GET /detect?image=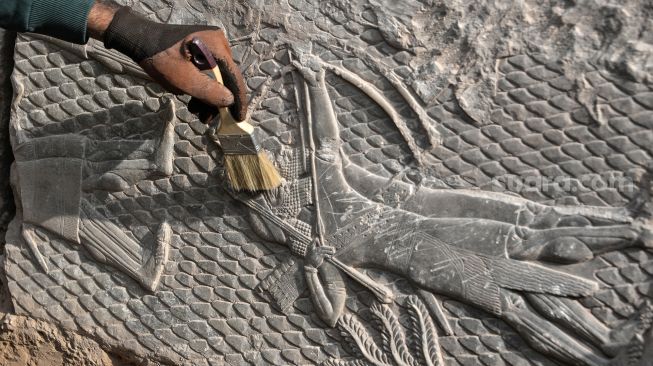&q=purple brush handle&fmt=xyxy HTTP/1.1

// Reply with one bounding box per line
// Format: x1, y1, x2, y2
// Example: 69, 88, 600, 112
188, 37, 223, 128
189, 38, 217, 71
